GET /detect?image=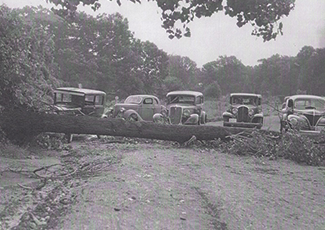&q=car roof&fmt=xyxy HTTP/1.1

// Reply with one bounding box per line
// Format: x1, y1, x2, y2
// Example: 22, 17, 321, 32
230, 93, 262, 98
288, 94, 325, 101
126, 95, 159, 99
54, 87, 106, 95
166, 91, 203, 97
